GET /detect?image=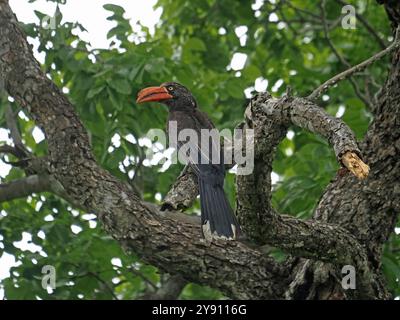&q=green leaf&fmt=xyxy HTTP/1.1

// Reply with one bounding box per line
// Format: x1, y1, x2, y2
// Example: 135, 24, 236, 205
103, 4, 125, 16
226, 79, 244, 99
107, 78, 131, 95
185, 38, 206, 51
87, 86, 105, 99
242, 65, 261, 81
